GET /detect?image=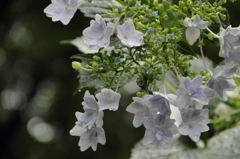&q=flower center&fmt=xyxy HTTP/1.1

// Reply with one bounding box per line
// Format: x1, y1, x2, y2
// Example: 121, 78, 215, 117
108, 97, 114, 103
